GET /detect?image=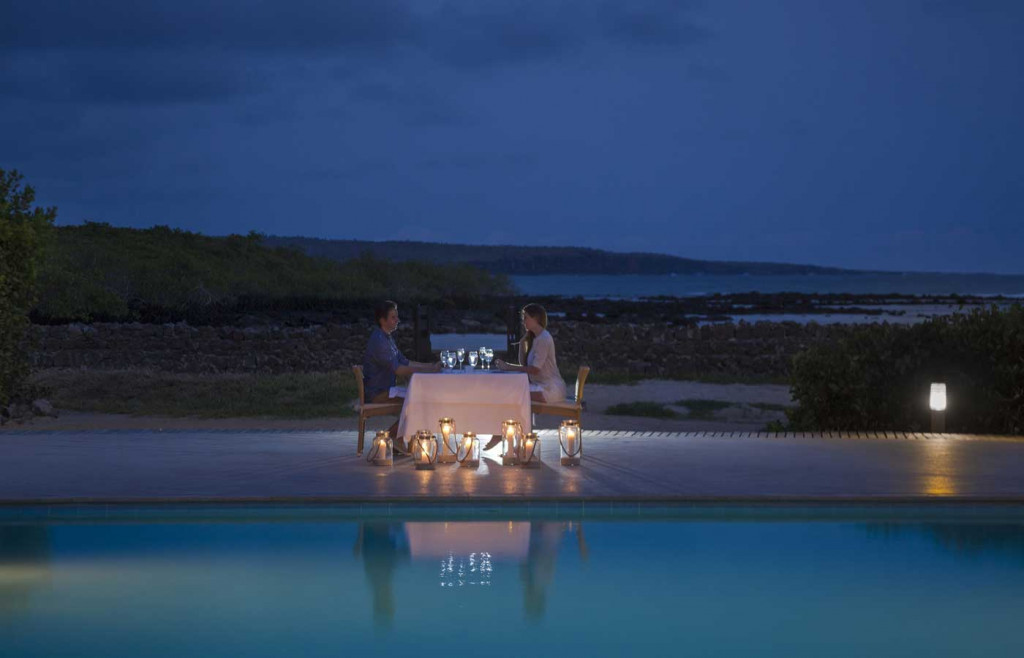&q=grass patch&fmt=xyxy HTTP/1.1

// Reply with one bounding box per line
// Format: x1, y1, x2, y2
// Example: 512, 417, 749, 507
749, 402, 792, 413
30, 369, 358, 418
604, 401, 679, 418
574, 370, 790, 386
675, 399, 734, 420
